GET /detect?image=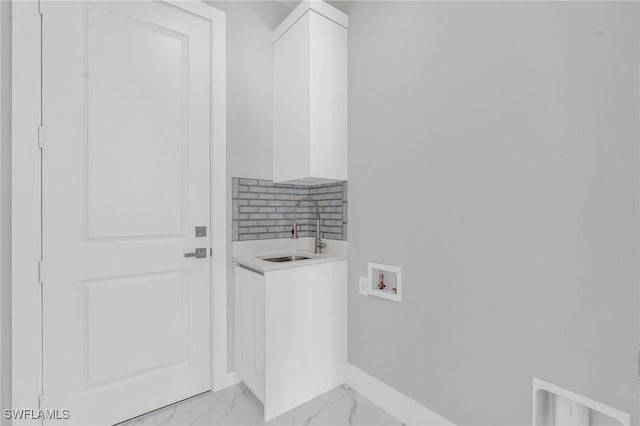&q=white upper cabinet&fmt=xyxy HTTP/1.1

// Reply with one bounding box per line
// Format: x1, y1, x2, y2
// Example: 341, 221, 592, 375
273, 1, 348, 185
